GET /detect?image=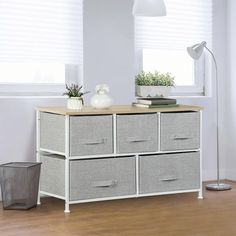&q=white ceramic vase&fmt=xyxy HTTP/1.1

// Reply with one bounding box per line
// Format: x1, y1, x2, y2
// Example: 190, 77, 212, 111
67, 97, 83, 110
90, 84, 113, 109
